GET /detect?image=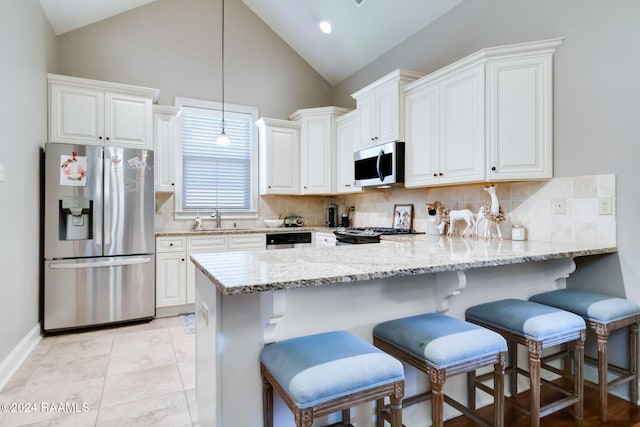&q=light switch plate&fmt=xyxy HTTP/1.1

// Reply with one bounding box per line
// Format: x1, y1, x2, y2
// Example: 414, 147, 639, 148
0, 162, 4, 182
